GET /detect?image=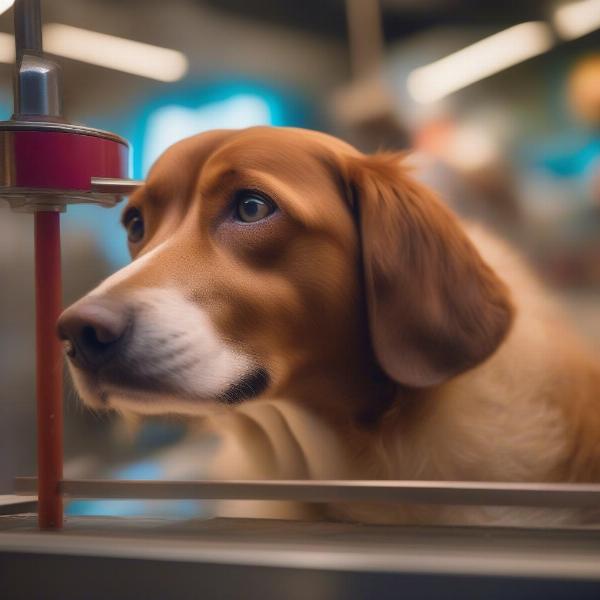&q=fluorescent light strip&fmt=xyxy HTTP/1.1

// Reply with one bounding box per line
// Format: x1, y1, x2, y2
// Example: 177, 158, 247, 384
0, 31, 14, 63
554, 0, 600, 40
42, 24, 188, 82
0, 0, 14, 17
407, 22, 554, 104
